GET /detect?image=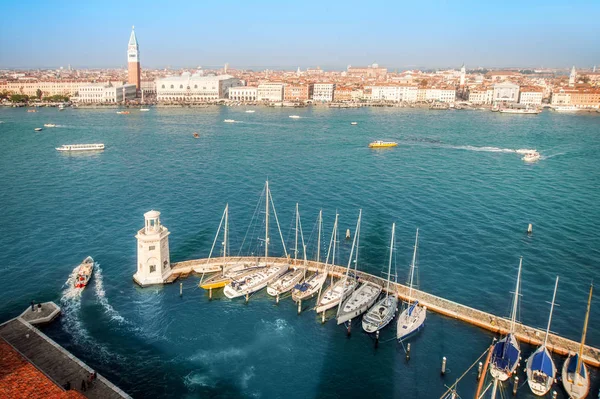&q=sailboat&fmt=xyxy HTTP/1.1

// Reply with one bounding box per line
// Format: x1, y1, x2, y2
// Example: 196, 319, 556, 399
362, 223, 399, 333
396, 228, 426, 342
315, 213, 359, 314
291, 210, 330, 302
562, 284, 593, 399
526, 276, 559, 396
336, 210, 382, 325
267, 203, 305, 296
489, 257, 523, 382
223, 181, 290, 299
